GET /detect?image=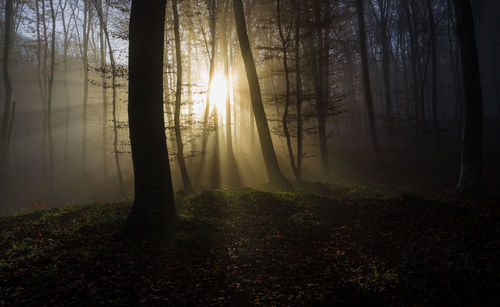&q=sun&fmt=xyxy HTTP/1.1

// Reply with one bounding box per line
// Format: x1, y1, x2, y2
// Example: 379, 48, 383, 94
208, 73, 228, 113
